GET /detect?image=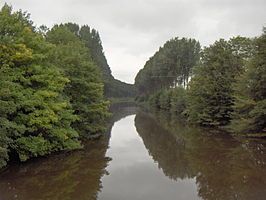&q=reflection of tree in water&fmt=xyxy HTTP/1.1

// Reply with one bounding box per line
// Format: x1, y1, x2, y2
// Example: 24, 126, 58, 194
194, 138, 266, 200
0, 141, 108, 200
135, 111, 196, 180
0, 103, 136, 200
135, 110, 266, 200
108, 102, 137, 127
